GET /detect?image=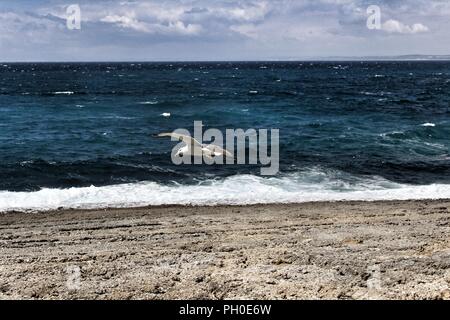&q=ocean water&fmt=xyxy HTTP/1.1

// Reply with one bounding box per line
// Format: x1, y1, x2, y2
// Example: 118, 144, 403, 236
1, 61, 450, 211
